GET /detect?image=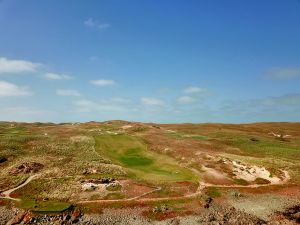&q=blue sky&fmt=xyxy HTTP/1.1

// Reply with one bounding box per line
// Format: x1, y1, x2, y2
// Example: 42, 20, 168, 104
0, 0, 300, 123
